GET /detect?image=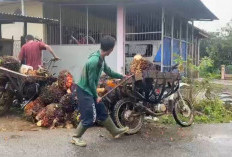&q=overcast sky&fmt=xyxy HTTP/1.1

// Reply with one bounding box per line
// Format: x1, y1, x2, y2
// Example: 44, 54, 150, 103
195, 0, 232, 32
